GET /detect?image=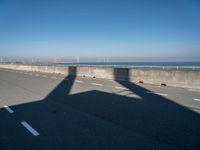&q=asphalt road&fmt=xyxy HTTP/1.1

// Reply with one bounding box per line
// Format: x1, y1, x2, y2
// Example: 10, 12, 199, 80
0, 68, 200, 150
